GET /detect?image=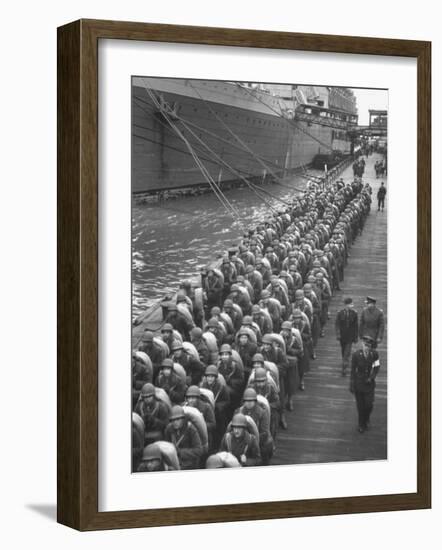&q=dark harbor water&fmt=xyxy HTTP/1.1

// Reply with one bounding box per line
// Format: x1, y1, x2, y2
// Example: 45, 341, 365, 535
132, 173, 322, 319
